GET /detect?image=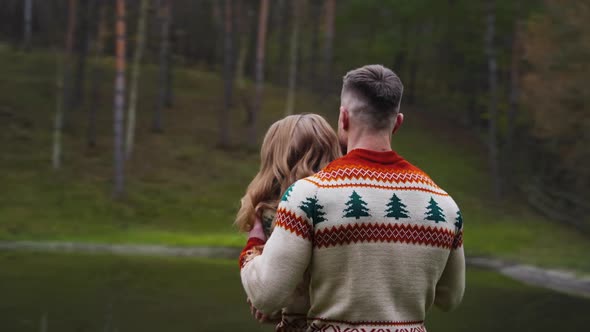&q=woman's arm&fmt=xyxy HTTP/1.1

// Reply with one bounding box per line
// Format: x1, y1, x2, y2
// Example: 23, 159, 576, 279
239, 179, 315, 315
